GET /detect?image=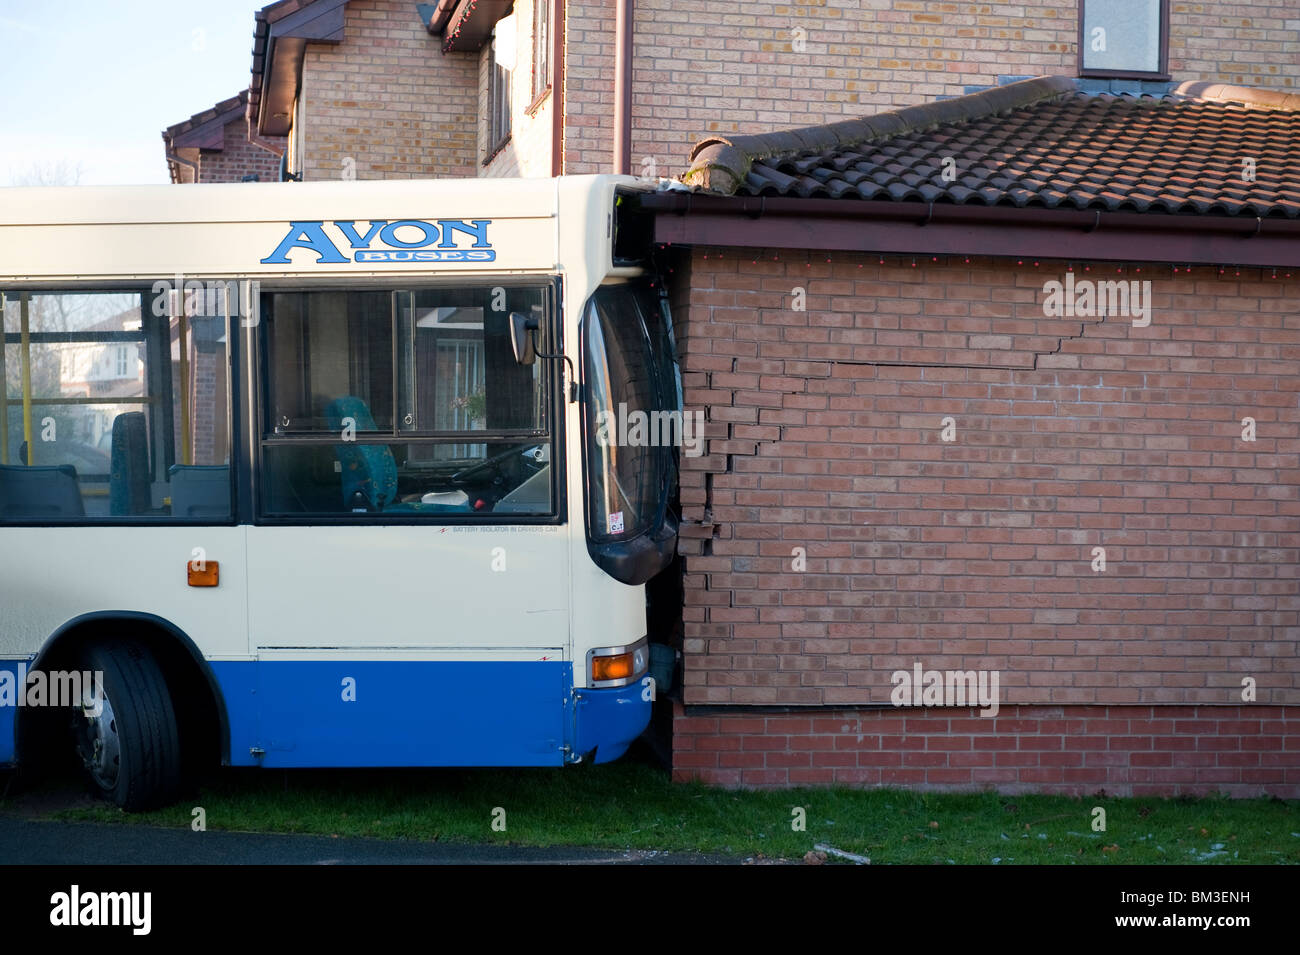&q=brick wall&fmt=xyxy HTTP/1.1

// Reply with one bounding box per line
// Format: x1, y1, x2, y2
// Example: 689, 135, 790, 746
298, 0, 478, 181
562, 1, 1300, 177
670, 246, 1300, 793
562, 1, 617, 174
189, 342, 228, 467
276, 3, 1299, 180
196, 120, 283, 184
673, 703, 1300, 794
